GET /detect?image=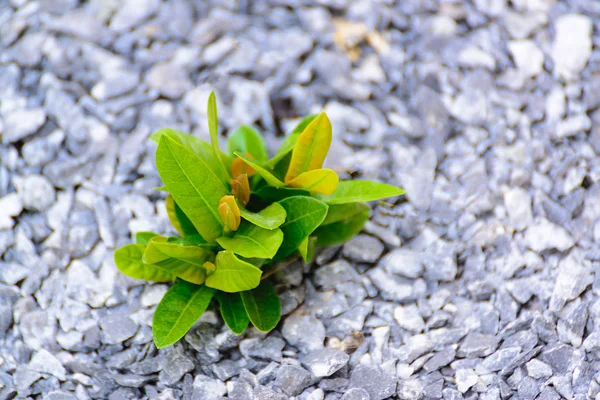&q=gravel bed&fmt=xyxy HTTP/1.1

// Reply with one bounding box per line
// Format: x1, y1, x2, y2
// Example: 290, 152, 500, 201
1, 0, 600, 399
